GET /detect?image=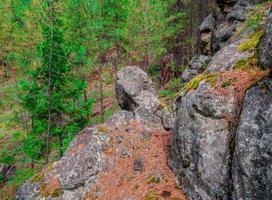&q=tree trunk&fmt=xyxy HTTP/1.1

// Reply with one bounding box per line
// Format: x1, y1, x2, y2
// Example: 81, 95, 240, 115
45, 0, 54, 165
